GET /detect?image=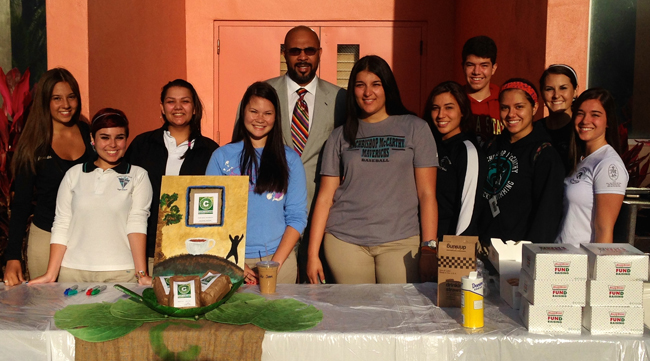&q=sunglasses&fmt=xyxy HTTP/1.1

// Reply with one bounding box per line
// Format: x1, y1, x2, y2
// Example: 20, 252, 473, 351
286, 47, 320, 56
